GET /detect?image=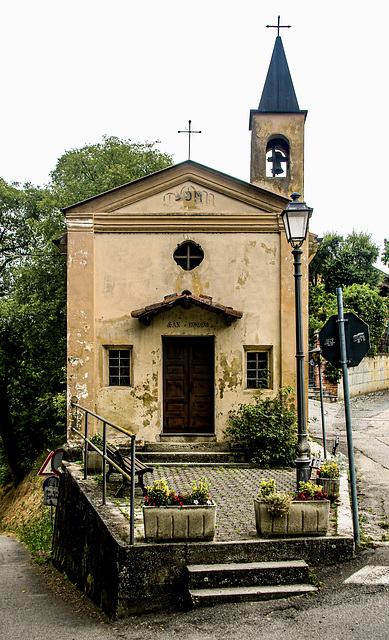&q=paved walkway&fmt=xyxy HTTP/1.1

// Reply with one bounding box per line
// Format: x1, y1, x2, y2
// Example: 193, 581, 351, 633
141, 466, 296, 541
113, 460, 341, 543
